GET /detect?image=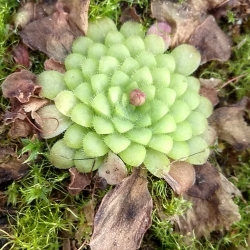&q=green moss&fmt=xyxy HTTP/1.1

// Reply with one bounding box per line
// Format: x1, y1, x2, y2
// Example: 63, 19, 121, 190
200, 35, 250, 101
2, 162, 92, 250
0, 1, 19, 81
89, 0, 152, 27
